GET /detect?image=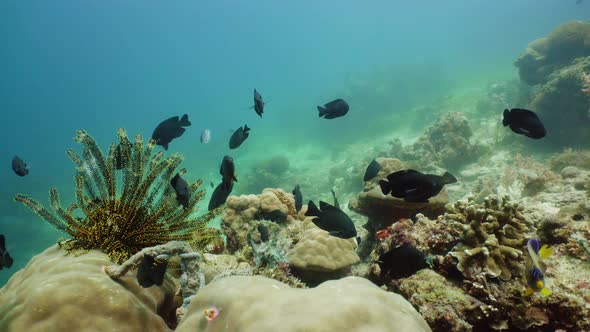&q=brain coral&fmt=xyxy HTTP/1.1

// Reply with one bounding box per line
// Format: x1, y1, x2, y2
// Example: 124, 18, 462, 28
0, 245, 180, 332
177, 275, 432, 332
